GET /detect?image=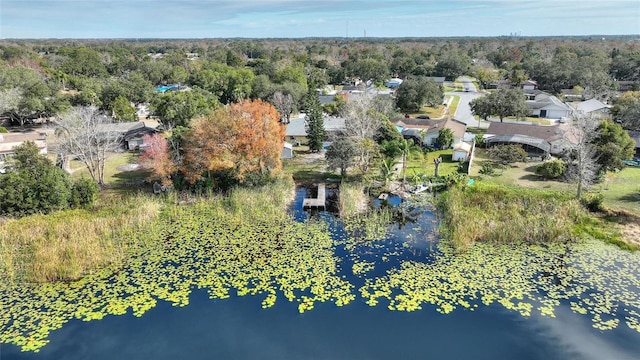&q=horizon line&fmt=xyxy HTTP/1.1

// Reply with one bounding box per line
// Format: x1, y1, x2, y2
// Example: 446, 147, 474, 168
2, 34, 640, 41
